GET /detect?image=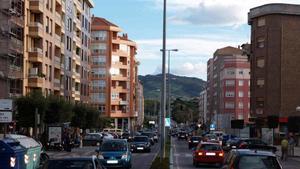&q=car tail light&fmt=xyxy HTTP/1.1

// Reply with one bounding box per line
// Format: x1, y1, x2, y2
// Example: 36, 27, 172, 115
197, 152, 203, 156
218, 152, 224, 157
239, 143, 246, 148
